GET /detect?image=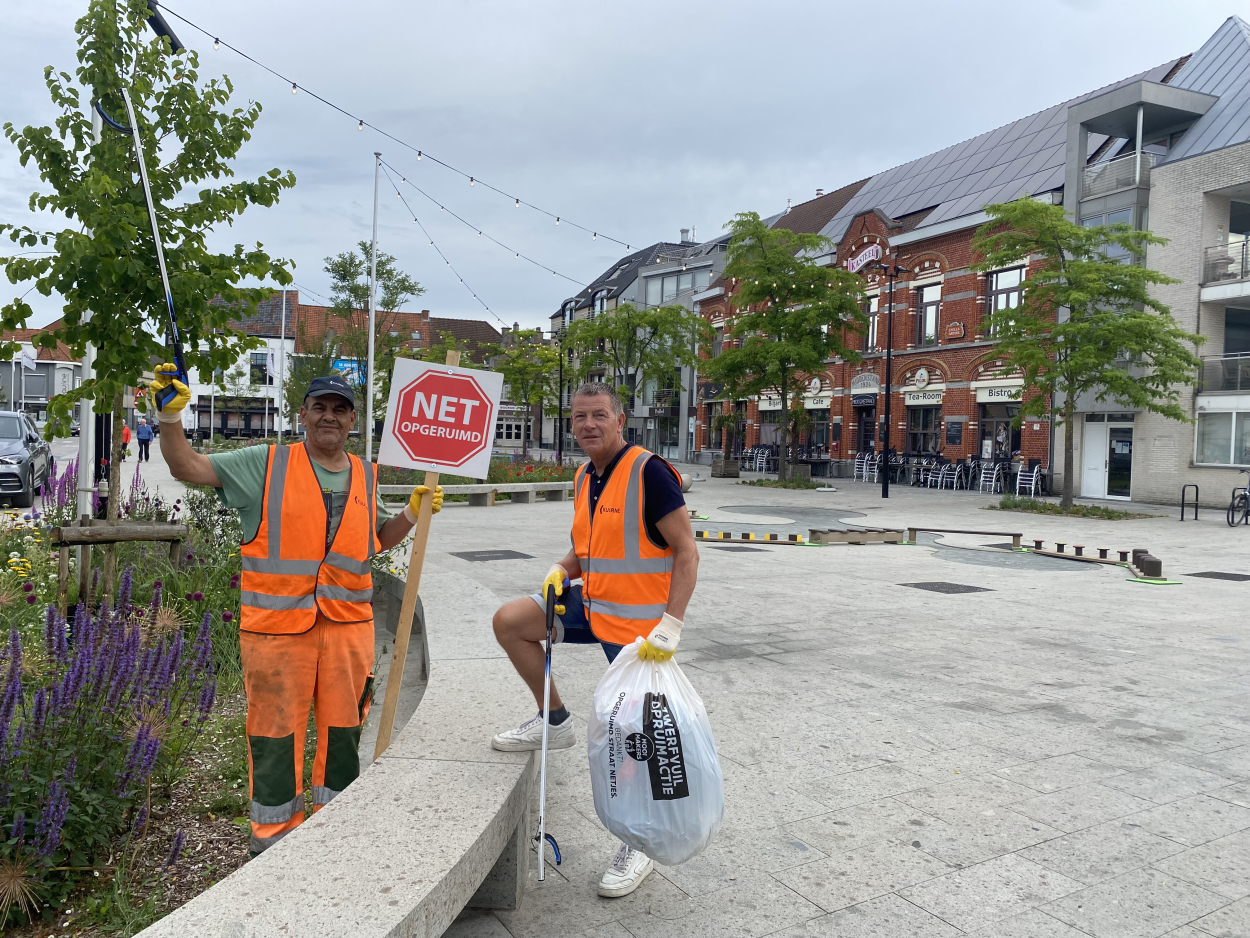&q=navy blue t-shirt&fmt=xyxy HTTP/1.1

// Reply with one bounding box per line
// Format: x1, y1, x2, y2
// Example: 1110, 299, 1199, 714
584, 445, 686, 549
